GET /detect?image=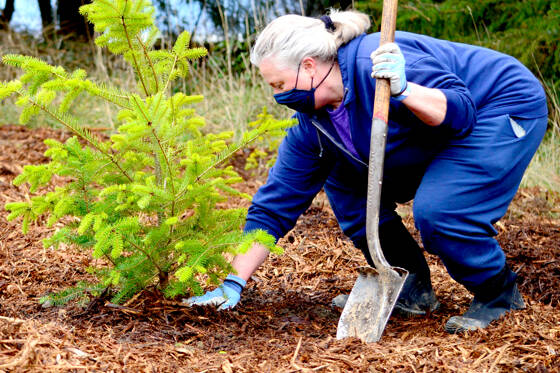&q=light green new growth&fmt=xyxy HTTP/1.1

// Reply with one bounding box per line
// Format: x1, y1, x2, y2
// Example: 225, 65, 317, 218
2, 0, 289, 306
